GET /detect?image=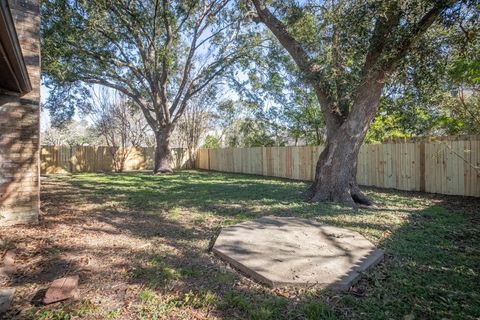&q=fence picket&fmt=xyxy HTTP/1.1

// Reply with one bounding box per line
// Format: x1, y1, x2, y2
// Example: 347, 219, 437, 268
196, 138, 480, 197
41, 138, 480, 197
41, 146, 190, 174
